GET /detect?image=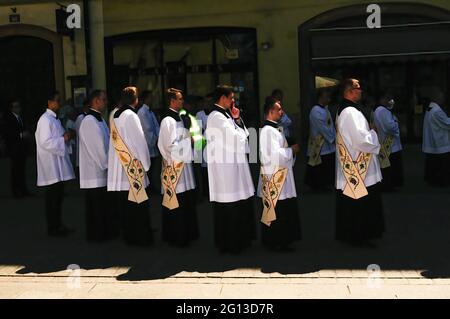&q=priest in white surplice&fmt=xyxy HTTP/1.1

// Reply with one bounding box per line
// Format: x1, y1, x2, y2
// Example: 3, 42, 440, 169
335, 79, 385, 246
79, 90, 119, 242
205, 85, 255, 254
158, 88, 199, 247
257, 96, 301, 252
35, 91, 75, 237
423, 88, 450, 187
107, 87, 153, 247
